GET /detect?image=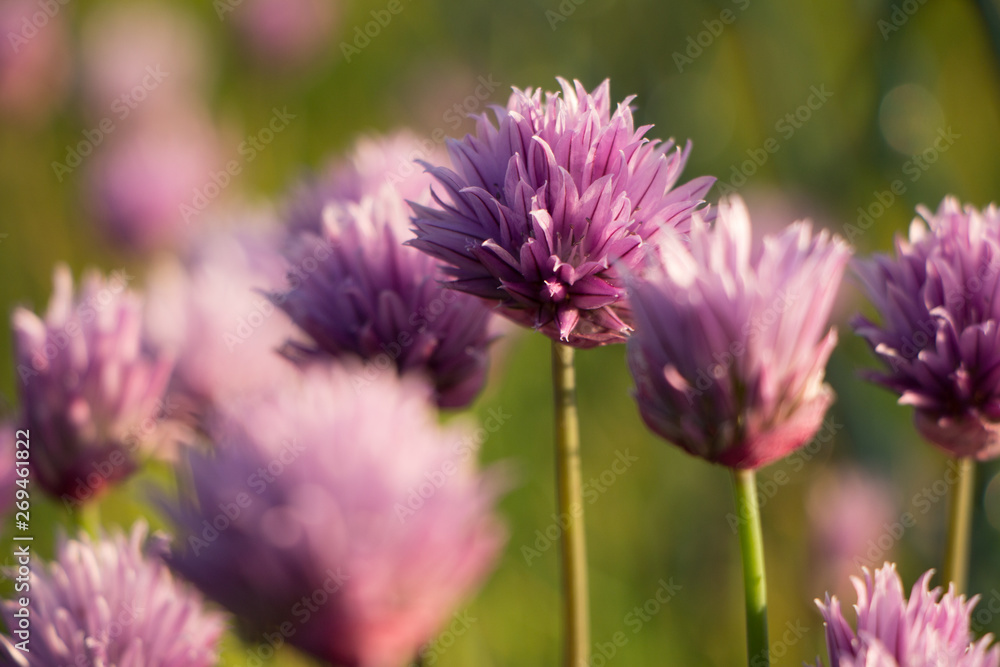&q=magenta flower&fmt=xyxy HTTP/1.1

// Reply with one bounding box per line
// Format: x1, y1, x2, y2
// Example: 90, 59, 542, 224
0, 522, 226, 667
12, 266, 175, 504
165, 365, 505, 667
409, 77, 715, 348
854, 198, 1000, 460
0, 0, 70, 122
815, 563, 999, 667
285, 131, 443, 237
626, 196, 851, 469
276, 175, 495, 409
229, 0, 340, 69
